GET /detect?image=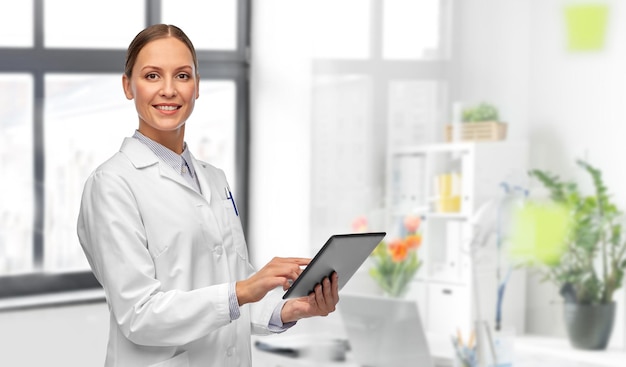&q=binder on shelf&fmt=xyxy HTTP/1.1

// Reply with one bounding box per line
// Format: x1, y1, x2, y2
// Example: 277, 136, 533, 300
391, 154, 426, 213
